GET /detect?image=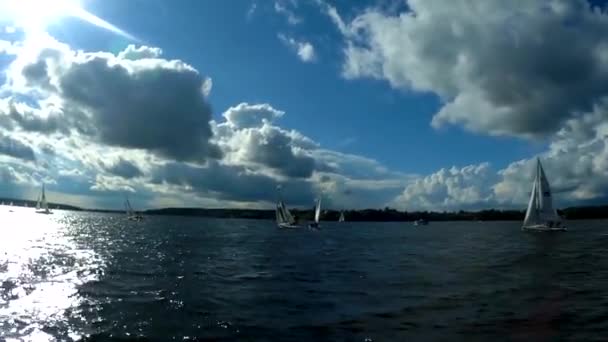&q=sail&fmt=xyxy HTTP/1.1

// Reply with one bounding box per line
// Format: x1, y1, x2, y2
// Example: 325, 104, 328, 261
523, 159, 560, 228
523, 174, 539, 227
280, 201, 296, 224
275, 203, 283, 223
339, 211, 345, 222
36, 195, 41, 210
125, 198, 134, 216
314, 198, 321, 224
41, 184, 48, 211
537, 161, 559, 221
